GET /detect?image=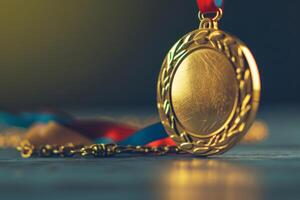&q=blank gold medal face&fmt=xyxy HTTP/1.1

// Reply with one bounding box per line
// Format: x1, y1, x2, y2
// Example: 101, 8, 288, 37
157, 28, 261, 156
171, 49, 238, 136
